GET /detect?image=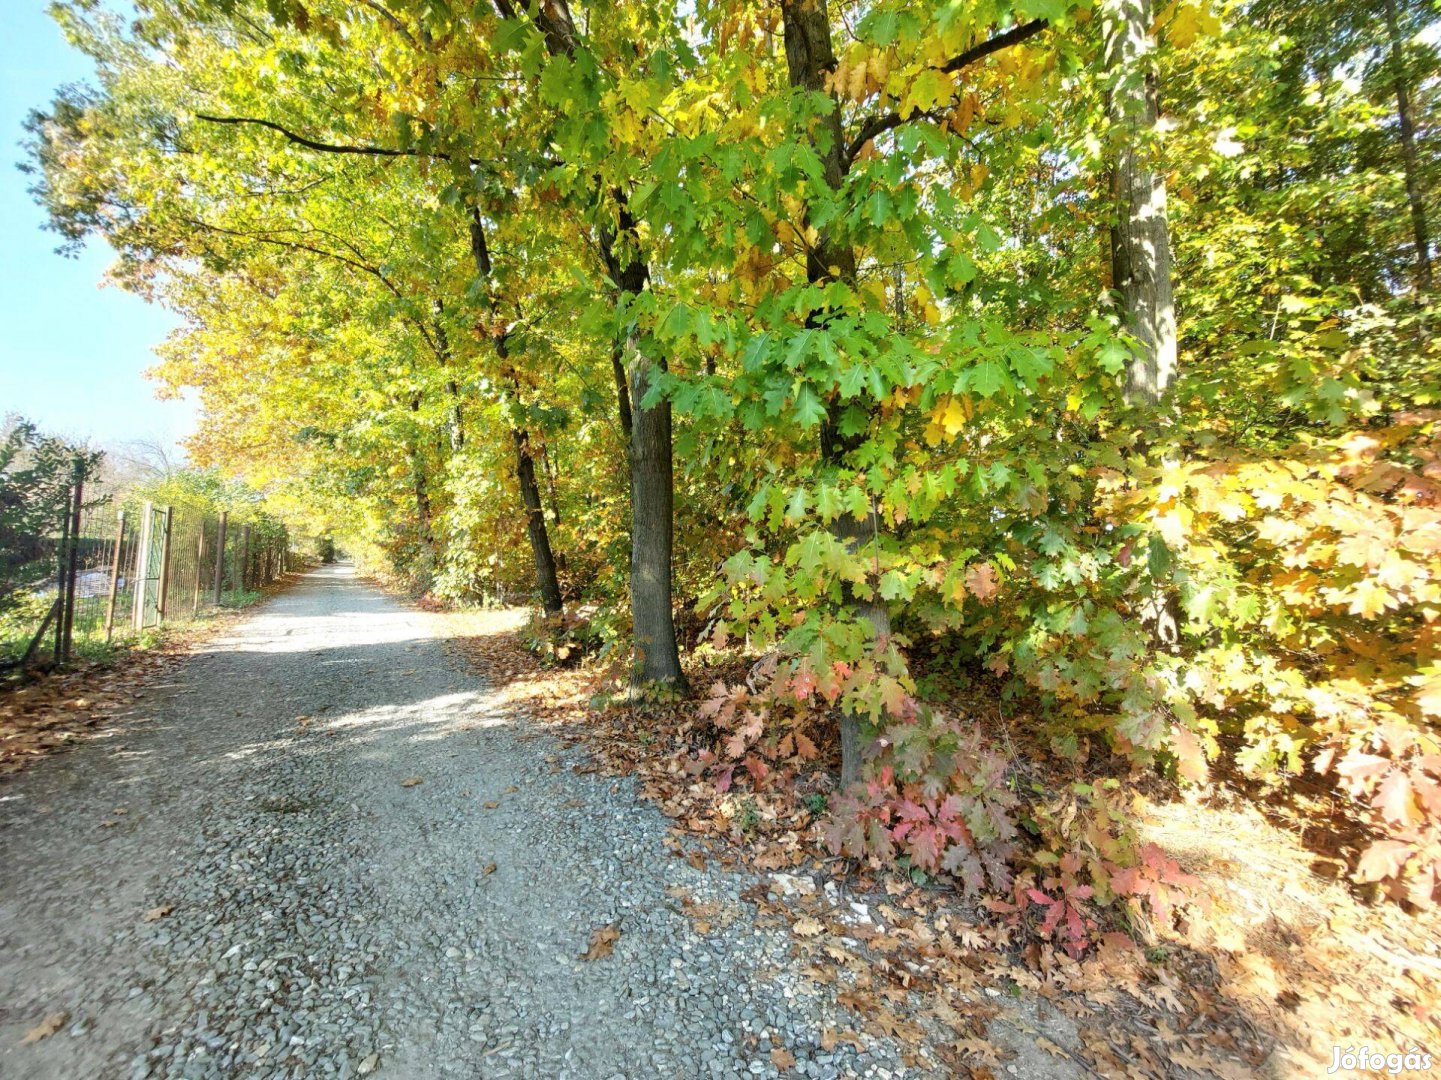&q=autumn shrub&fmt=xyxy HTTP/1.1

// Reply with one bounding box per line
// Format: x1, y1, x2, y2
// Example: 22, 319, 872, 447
693, 654, 1207, 956
521, 610, 607, 667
